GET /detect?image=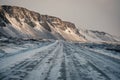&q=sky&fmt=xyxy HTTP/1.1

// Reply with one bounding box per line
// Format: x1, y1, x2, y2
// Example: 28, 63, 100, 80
0, 0, 120, 36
